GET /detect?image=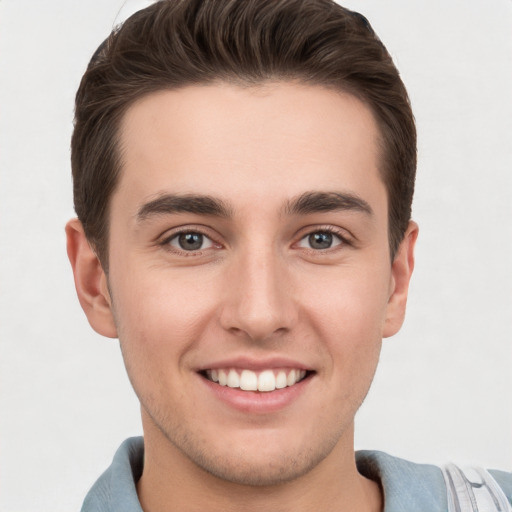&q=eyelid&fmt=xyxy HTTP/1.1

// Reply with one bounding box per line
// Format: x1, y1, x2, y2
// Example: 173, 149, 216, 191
168, 232, 215, 251
294, 225, 354, 252
296, 225, 353, 243
158, 225, 223, 254
297, 231, 342, 249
